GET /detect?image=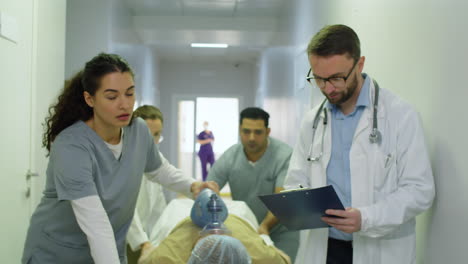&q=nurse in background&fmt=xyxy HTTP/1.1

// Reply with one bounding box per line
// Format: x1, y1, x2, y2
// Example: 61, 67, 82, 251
21, 53, 218, 264
197, 121, 215, 181
126, 105, 184, 263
